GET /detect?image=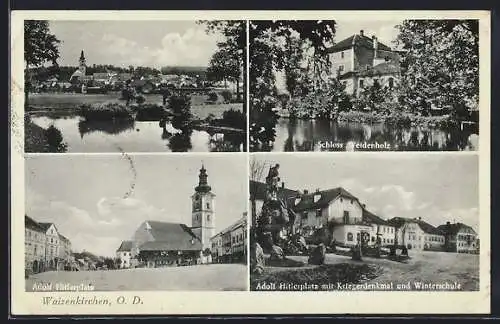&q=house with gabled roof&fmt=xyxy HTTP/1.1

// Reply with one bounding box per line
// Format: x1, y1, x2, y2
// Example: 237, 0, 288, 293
327, 29, 402, 96
116, 240, 134, 269
132, 220, 203, 268
388, 217, 445, 251
123, 165, 219, 268
362, 209, 396, 246
38, 222, 61, 269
